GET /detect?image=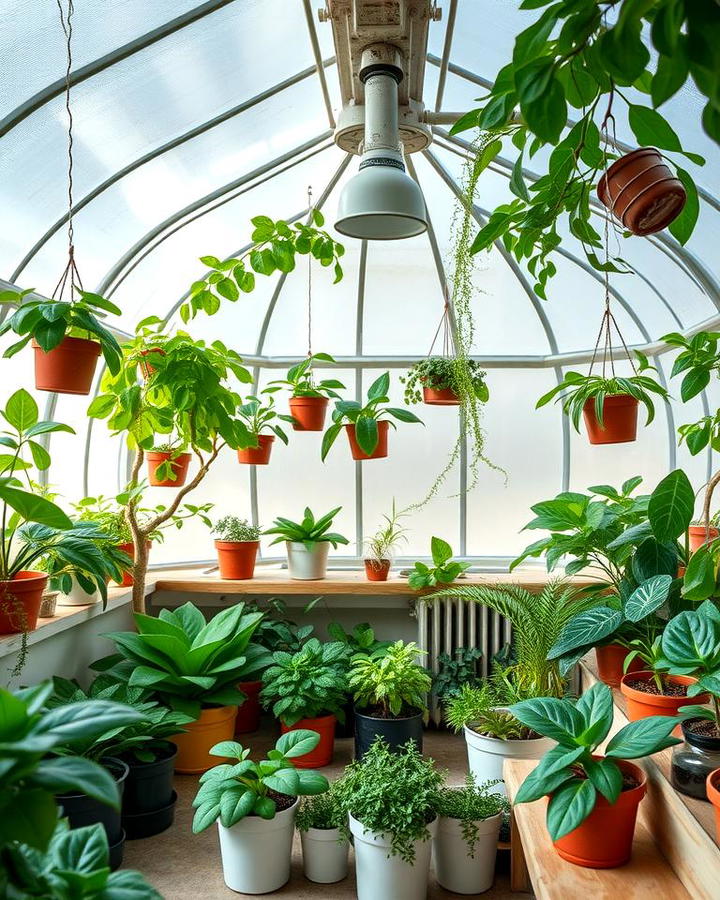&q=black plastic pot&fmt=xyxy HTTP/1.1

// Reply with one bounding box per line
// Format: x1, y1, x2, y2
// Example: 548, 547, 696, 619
108, 830, 126, 871
671, 718, 720, 800
121, 741, 177, 814
354, 709, 424, 760
123, 790, 178, 840
335, 697, 355, 739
